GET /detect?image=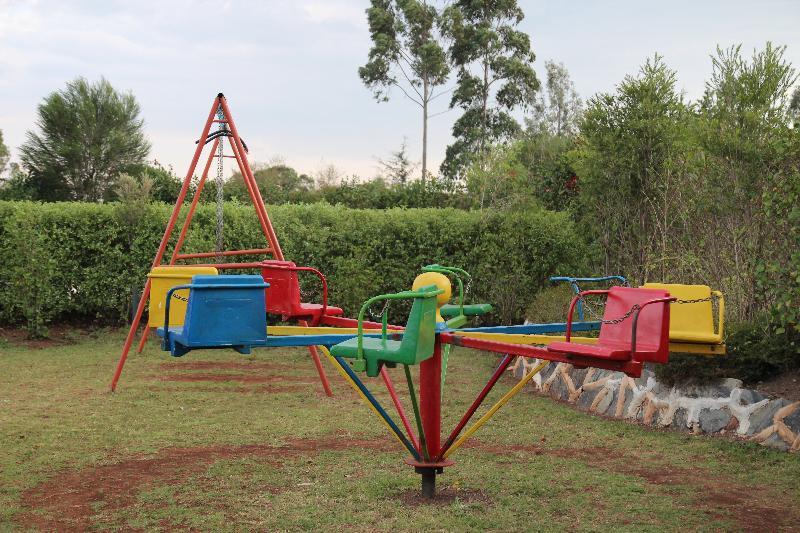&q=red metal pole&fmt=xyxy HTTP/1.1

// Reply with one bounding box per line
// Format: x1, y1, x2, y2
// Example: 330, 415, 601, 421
169, 137, 219, 265
298, 319, 333, 397
135, 137, 220, 354
175, 248, 273, 260
219, 96, 284, 260
110, 95, 221, 392
224, 134, 274, 245
419, 338, 443, 458
381, 367, 420, 451
437, 354, 515, 460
